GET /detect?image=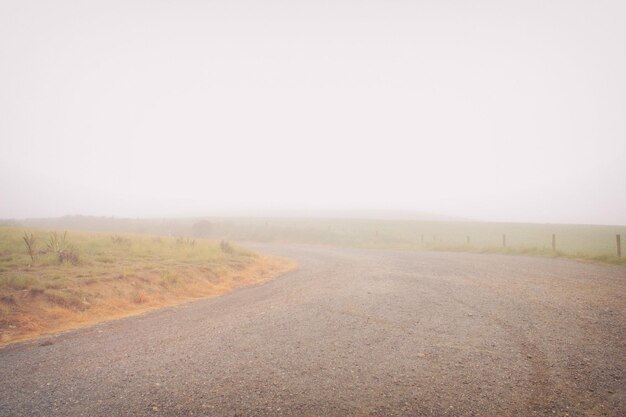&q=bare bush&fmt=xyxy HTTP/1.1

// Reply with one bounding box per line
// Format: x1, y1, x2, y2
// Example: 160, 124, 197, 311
175, 237, 196, 246
22, 232, 37, 262
220, 240, 235, 254
46, 231, 79, 265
